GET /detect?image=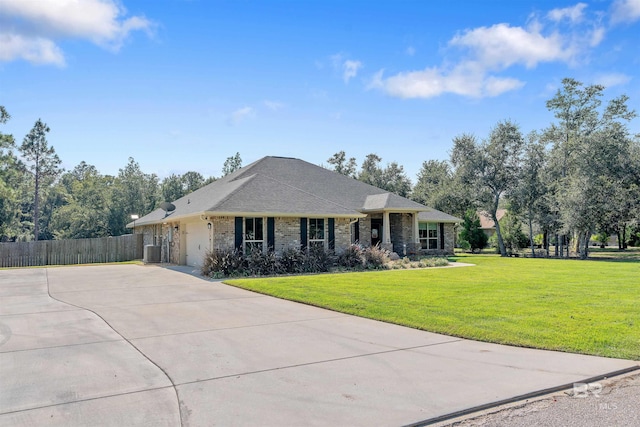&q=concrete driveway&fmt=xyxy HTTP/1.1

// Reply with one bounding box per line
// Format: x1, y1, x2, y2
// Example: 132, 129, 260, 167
0, 265, 637, 426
